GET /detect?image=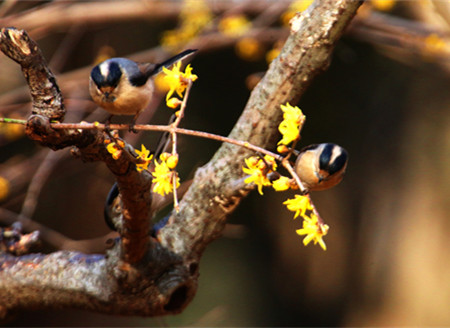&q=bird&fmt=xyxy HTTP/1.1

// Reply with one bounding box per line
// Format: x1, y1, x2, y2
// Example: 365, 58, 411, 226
89, 49, 196, 131
294, 143, 348, 191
